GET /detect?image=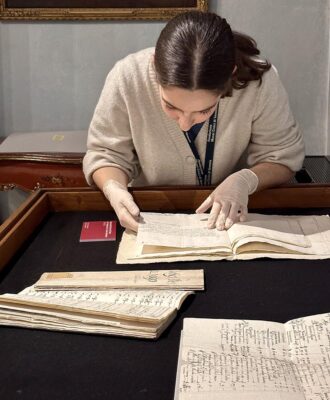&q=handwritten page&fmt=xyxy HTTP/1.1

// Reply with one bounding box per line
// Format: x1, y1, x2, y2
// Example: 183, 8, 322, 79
117, 213, 330, 264
285, 314, 330, 398
227, 216, 309, 249
0, 305, 174, 338
175, 314, 330, 399
0, 293, 176, 322
20, 285, 192, 310
139, 213, 310, 251
231, 215, 330, 256
117, 230, 231, 264
34, 269, 204, 290
138, 212, 232, 249
0, 285, 195, 338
